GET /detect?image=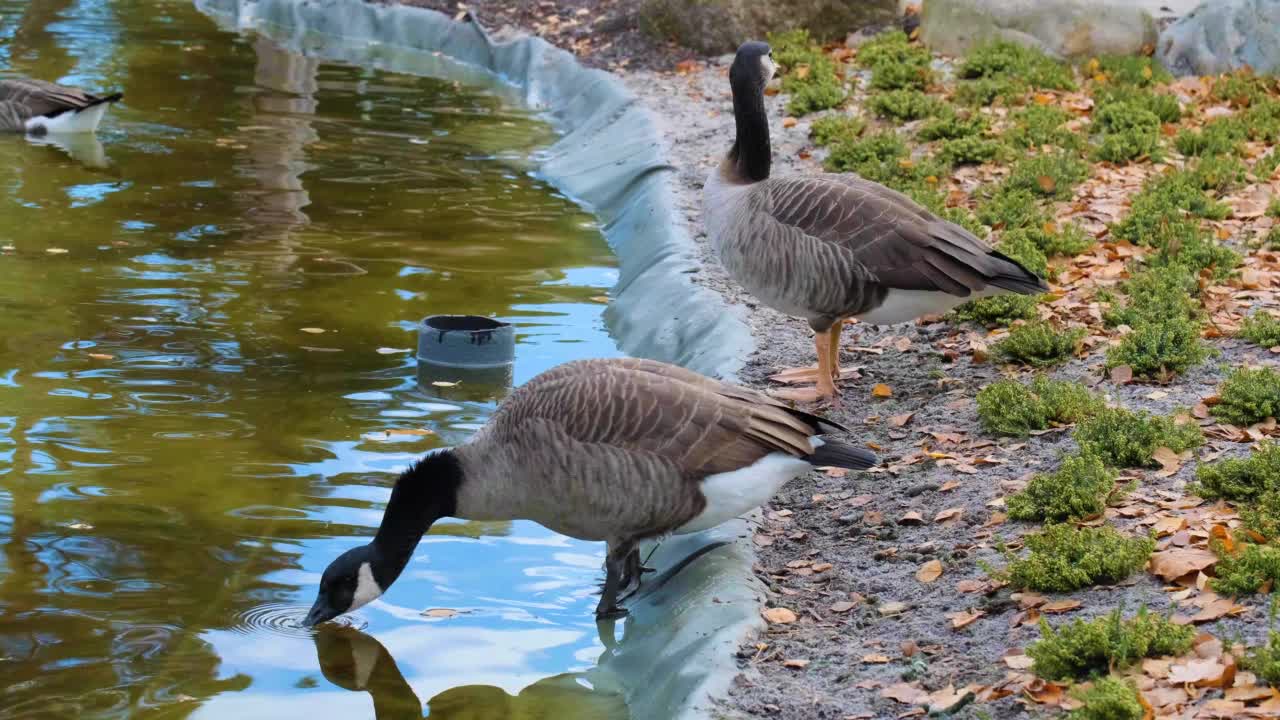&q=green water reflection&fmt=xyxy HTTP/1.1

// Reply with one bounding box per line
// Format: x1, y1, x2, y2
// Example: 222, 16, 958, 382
0, 0, 626, 717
